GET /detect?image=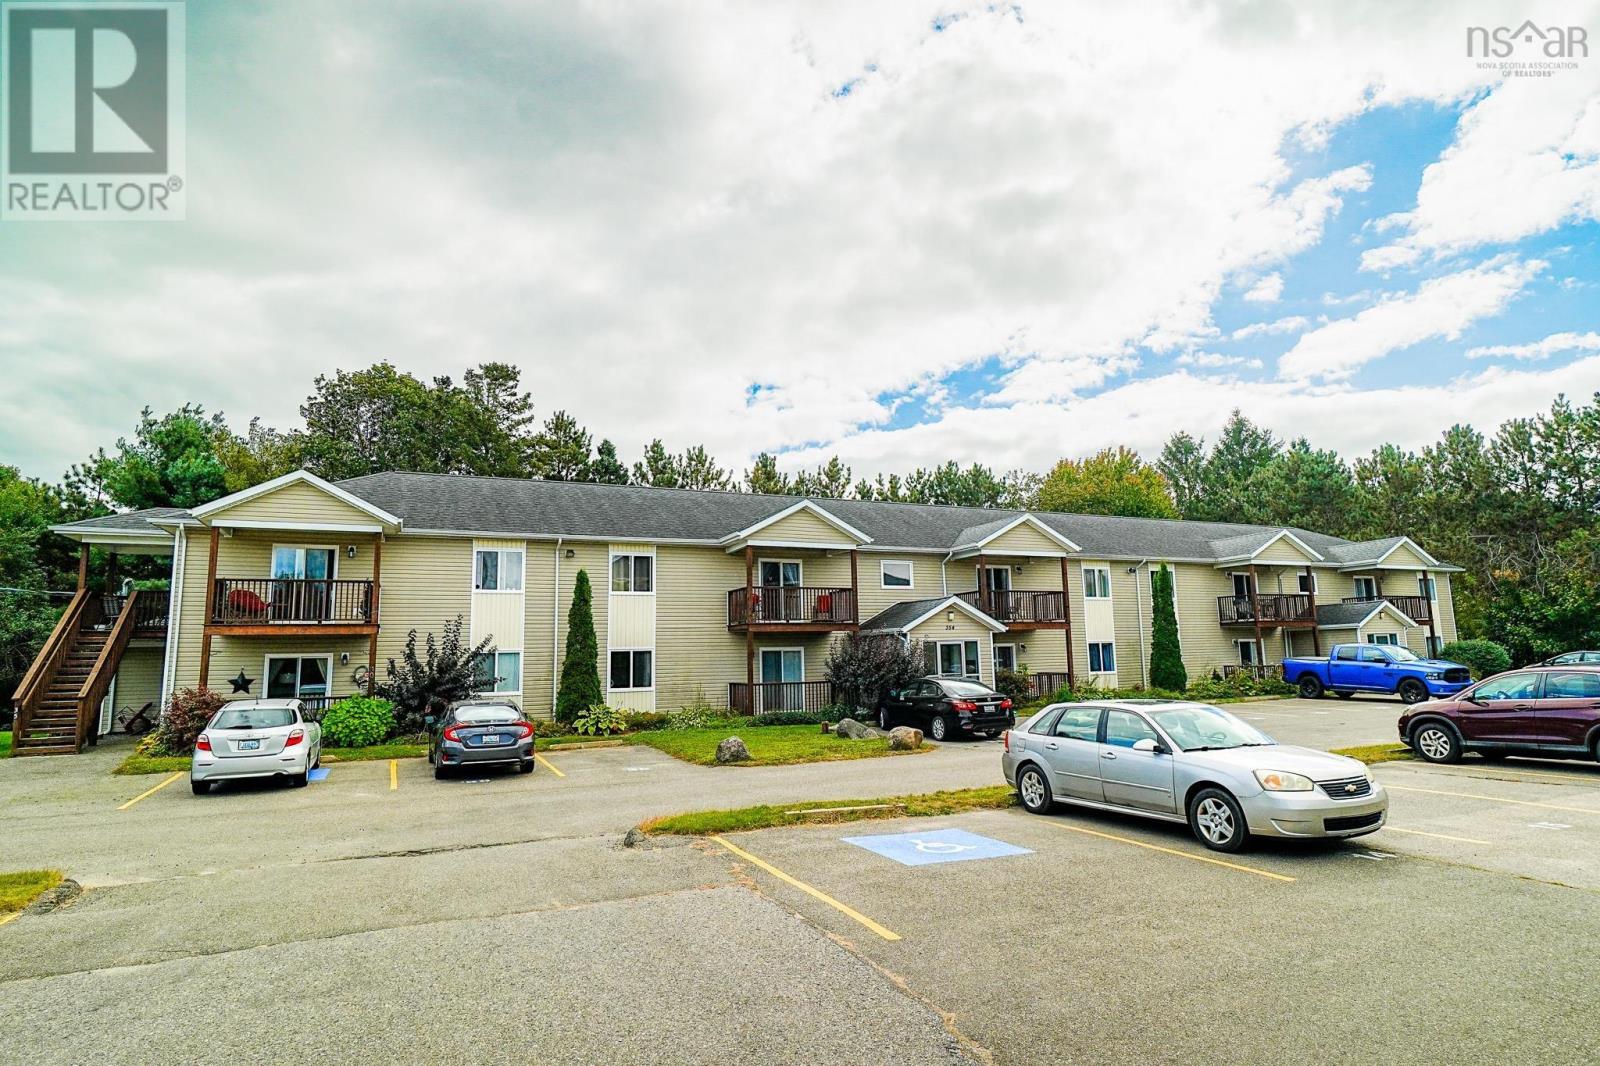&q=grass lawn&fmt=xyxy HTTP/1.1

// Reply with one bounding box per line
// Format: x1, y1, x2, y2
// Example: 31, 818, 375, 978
633, 724, 928, 767
641, 785, 1018, 835
0, 869, 64, 915
1, 729, 11, 757
1331, 743, 1416, 765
